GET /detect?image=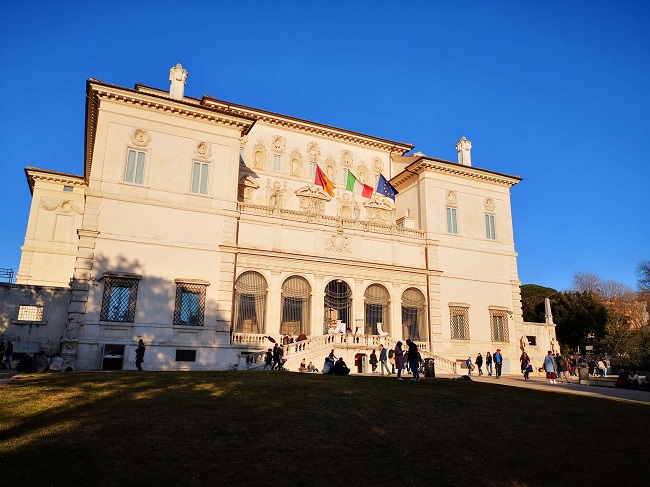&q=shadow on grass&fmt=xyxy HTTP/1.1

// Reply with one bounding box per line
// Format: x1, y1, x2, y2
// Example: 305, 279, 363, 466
0, 372, 647, 487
